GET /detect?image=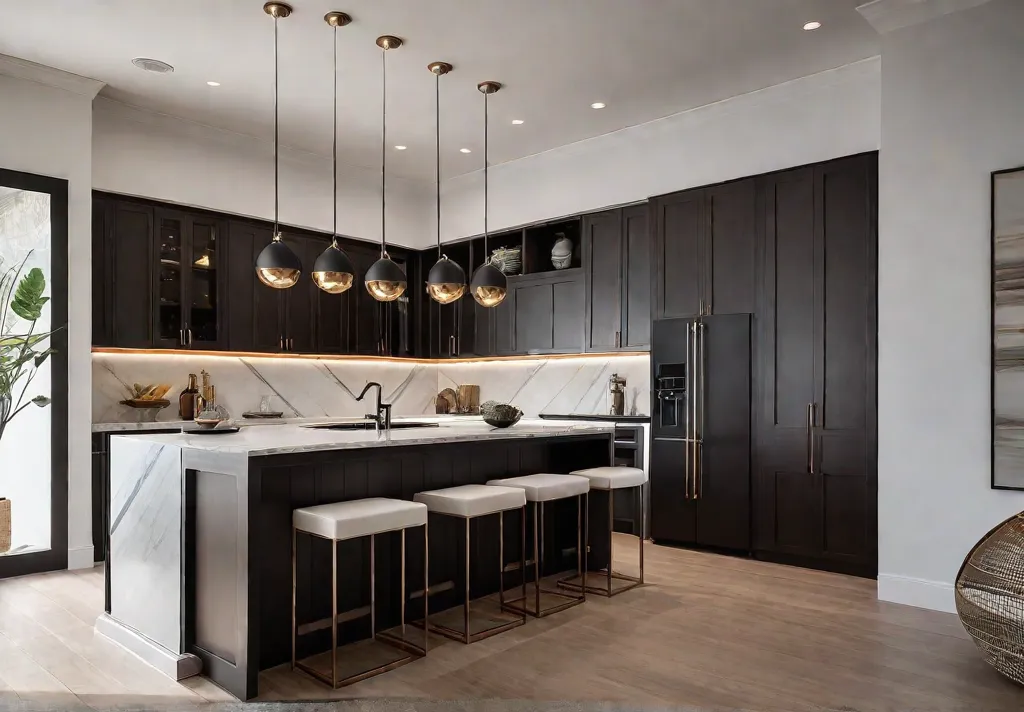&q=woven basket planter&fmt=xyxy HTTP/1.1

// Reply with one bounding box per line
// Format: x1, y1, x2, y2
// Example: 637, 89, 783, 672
0, 498, 10, 554
955, 511, 1024, 686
